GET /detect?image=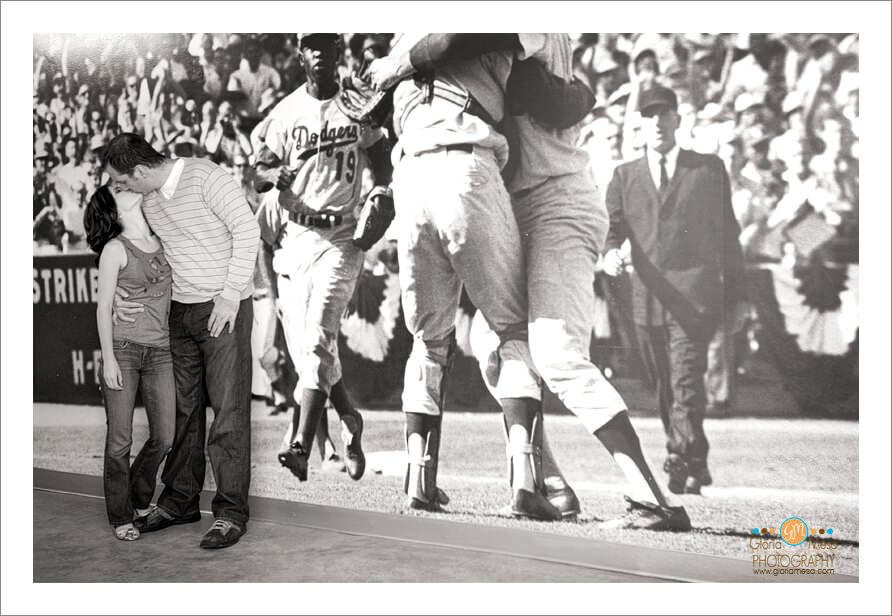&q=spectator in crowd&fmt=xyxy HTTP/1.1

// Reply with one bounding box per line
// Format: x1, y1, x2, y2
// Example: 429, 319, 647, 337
50, 136, 92, 249
227, 39, 281, 121
204, 100, 252, 168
